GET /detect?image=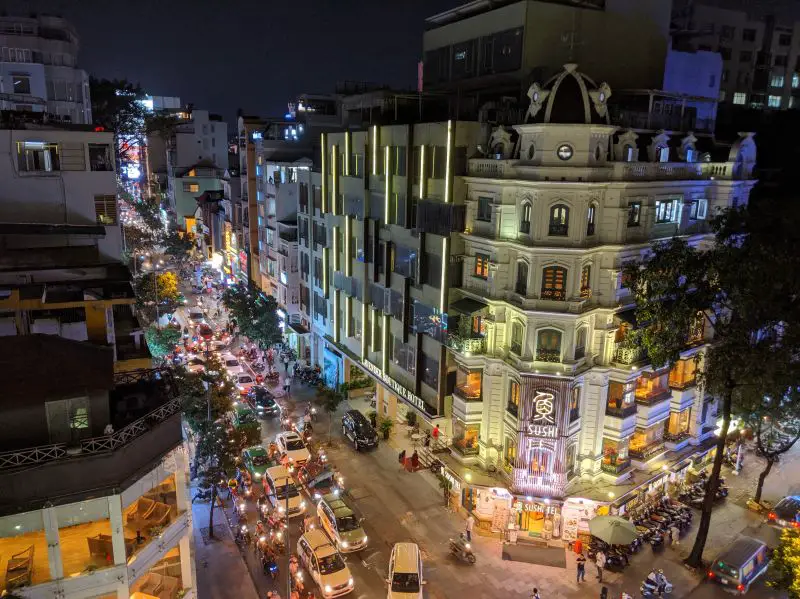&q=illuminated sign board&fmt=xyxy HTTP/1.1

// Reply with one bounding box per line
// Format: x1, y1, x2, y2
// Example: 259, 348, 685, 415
361, 358, 426, 413
525, 391, 557, 438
